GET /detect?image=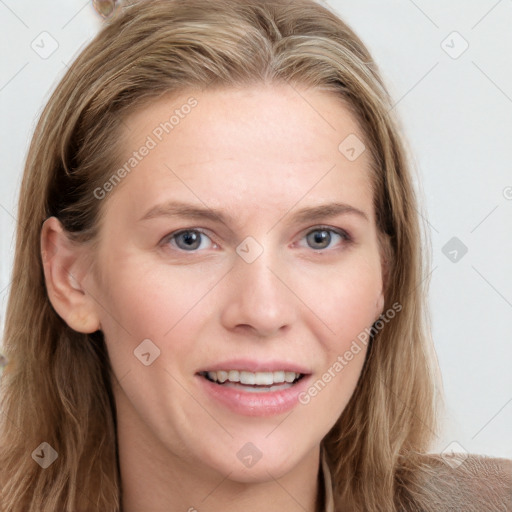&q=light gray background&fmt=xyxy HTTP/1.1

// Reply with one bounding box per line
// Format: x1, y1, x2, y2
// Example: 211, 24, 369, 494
1, 1, 511, 459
